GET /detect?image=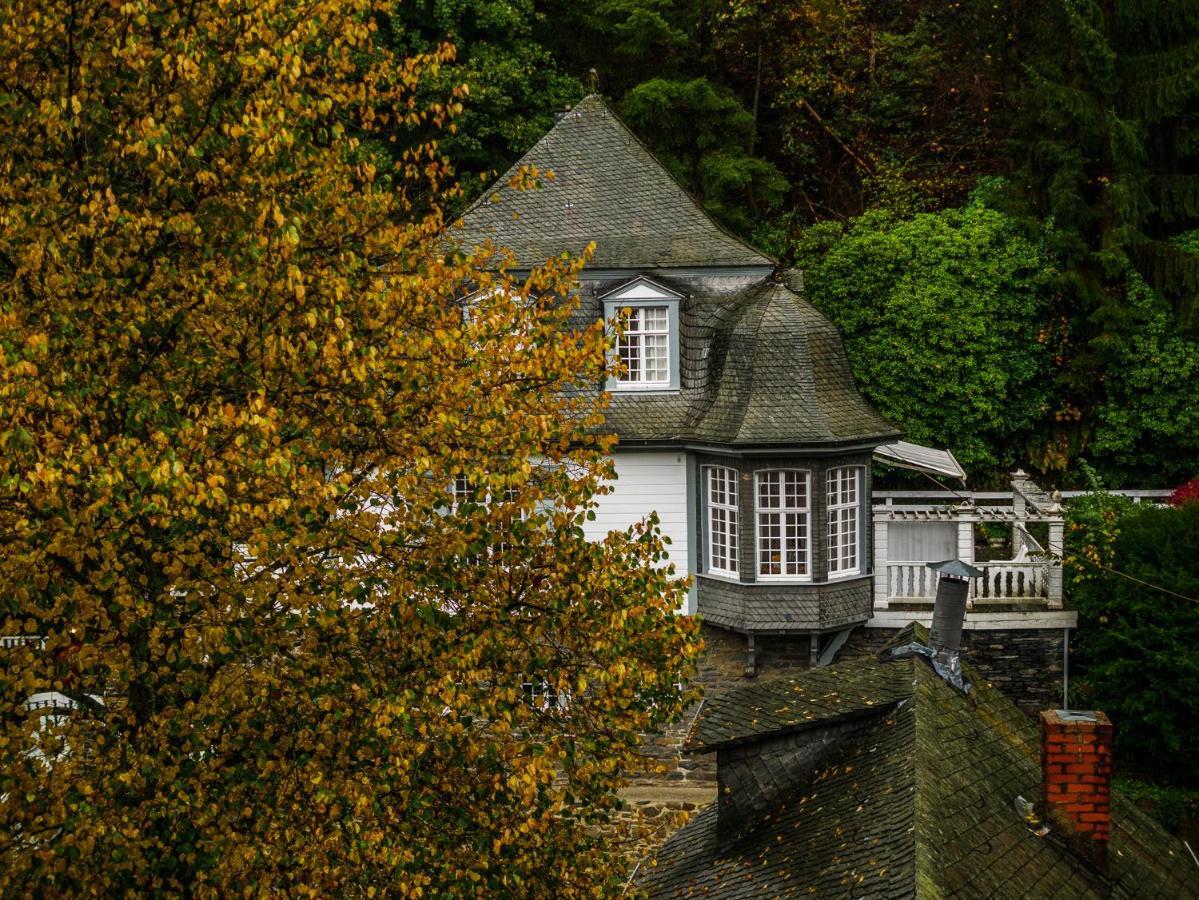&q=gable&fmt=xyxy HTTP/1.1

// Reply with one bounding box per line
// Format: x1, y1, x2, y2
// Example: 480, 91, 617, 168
598, 275, 684, 303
